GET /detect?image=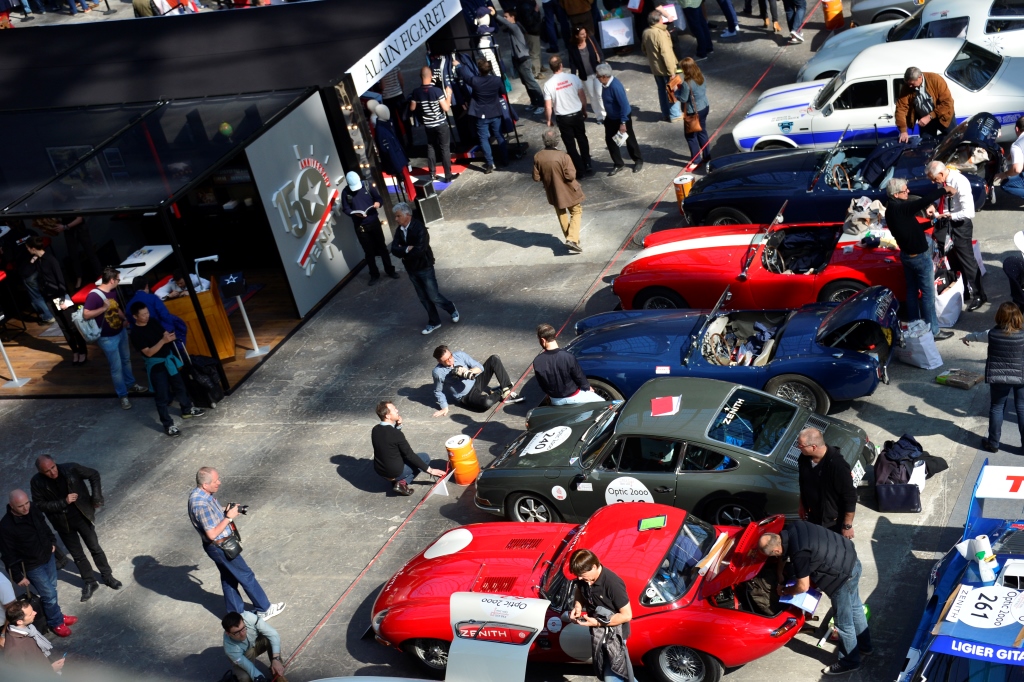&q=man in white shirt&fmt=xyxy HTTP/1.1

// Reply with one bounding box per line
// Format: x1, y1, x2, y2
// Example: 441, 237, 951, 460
543, 55, 592, 176
995, 116, 1024, 200
927, 160, 985, 311
155, 271, 211, 300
